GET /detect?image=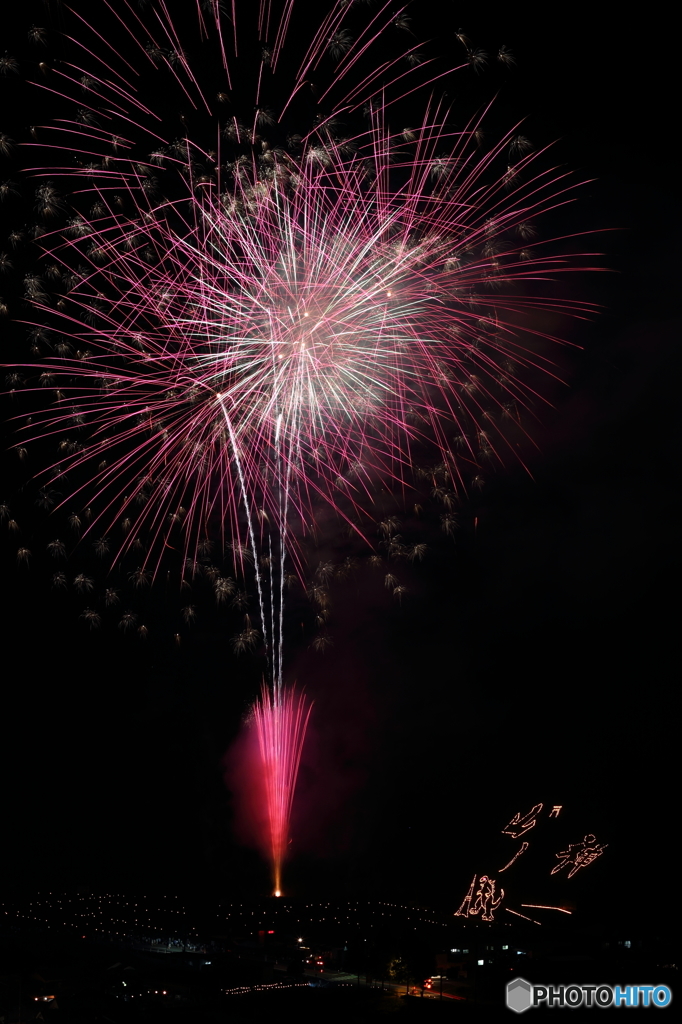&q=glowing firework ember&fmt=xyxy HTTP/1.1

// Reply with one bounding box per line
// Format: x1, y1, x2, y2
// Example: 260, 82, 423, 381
5, 1, 595, 889
253, 686, 312, 895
